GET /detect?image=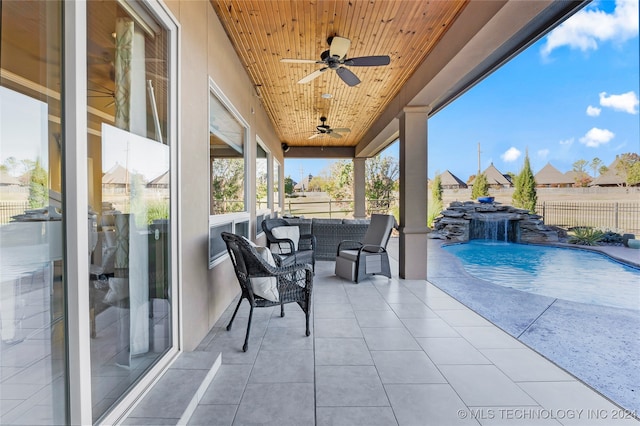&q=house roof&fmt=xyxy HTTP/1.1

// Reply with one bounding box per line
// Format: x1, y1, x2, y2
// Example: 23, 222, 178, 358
480, 163, 512, 186
590, 157, 626, 186
535, 162, 574, 185
439, 170, 467, 188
